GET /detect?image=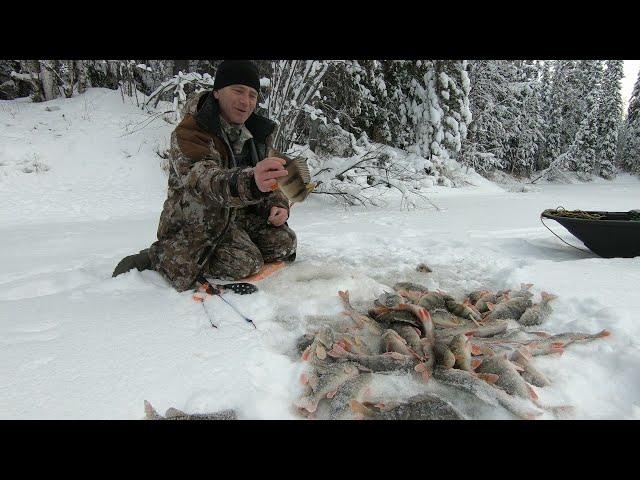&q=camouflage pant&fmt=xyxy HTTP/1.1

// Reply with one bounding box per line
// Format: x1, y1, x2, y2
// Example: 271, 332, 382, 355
205, 210, 297, 280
